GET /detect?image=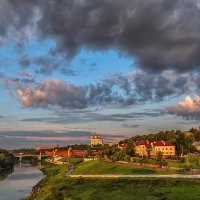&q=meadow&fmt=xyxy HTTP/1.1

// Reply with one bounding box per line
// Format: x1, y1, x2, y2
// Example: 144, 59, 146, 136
24, 159, 200, 200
